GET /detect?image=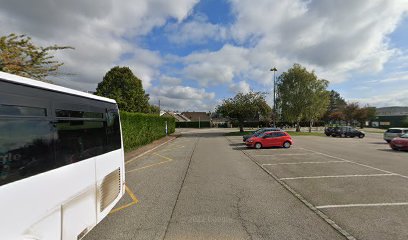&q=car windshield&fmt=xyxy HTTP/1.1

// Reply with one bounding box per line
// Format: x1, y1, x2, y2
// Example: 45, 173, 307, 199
401, 133, 408, 138
387, 129, 403, 133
